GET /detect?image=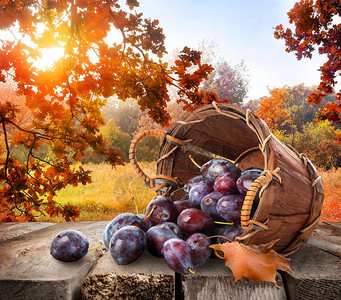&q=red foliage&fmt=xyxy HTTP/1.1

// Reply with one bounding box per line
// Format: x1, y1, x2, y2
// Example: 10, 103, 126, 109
274, 0, 341, 127
0, 1, 220, 221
